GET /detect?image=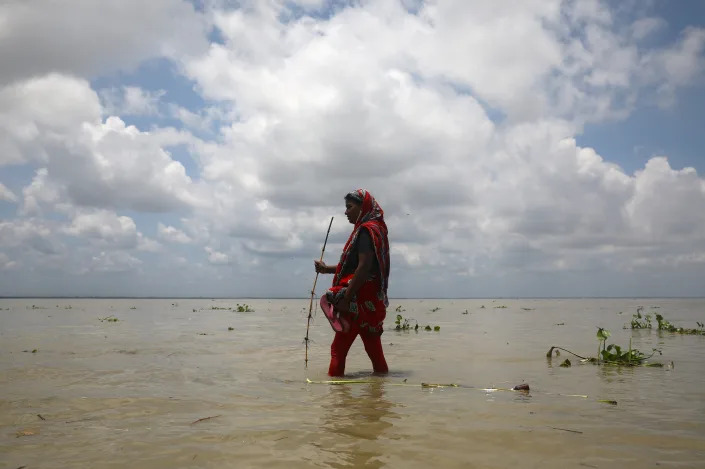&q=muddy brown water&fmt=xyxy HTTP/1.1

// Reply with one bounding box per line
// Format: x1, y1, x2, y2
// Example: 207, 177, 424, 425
1, 298, 704, 468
